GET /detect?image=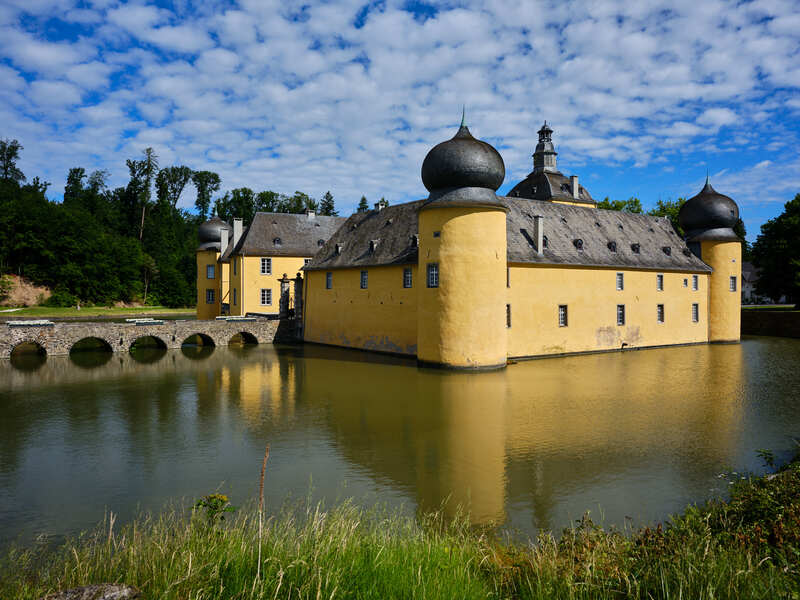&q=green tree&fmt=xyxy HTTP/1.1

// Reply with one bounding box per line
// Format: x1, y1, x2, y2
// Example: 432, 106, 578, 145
63, 168, 86, 207
320, 191, 337, 216
751, 194, 800, 303
192, 170, 221, 220
156, 165, 193, 208
256, 190, 280, 213
0, 139, 25, 183
596, 196, 643, 213
647, 198, 686, 236
214, 187, 257, 224
126, 147, 159, 240
357, 195, 369, 212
